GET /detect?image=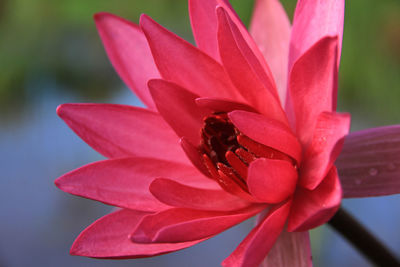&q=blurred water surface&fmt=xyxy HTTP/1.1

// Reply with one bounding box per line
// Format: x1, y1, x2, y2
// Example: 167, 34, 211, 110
0, 0, 399, 266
